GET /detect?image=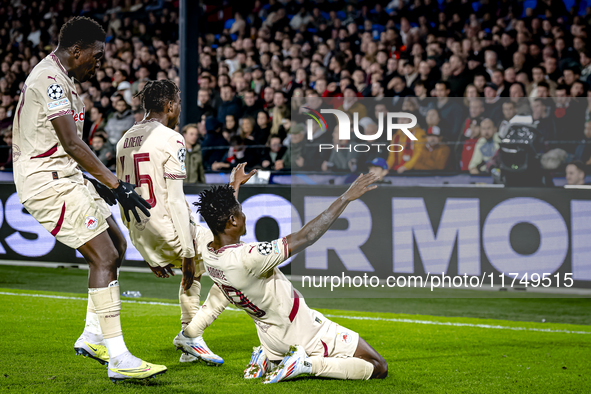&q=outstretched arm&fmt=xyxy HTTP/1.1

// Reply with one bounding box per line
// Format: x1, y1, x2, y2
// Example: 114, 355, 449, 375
286, 173, 379, 257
